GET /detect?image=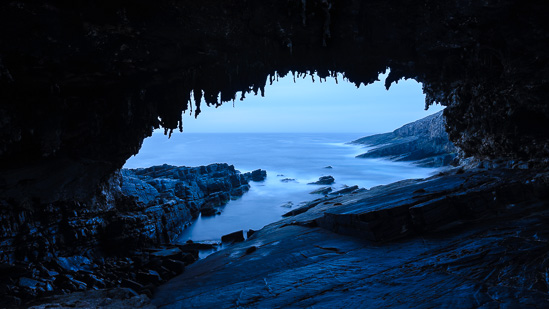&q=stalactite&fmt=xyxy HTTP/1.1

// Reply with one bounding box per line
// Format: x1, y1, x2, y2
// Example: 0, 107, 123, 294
321, 0, 332, 47
301, 0, 307, 25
